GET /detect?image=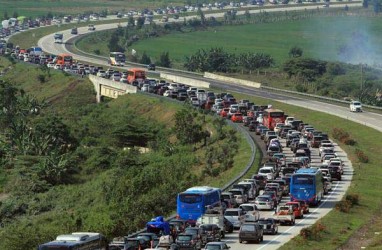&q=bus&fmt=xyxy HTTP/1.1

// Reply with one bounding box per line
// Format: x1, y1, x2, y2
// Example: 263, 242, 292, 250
37, 232, 108, 250
55, 53, 73, 66
263, 108, 286, 130
54, 33, 63, 43
109, 52, 126, 66
290, 168, 324, 206
177, 186, 222, 222
127, 68, 146, 84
